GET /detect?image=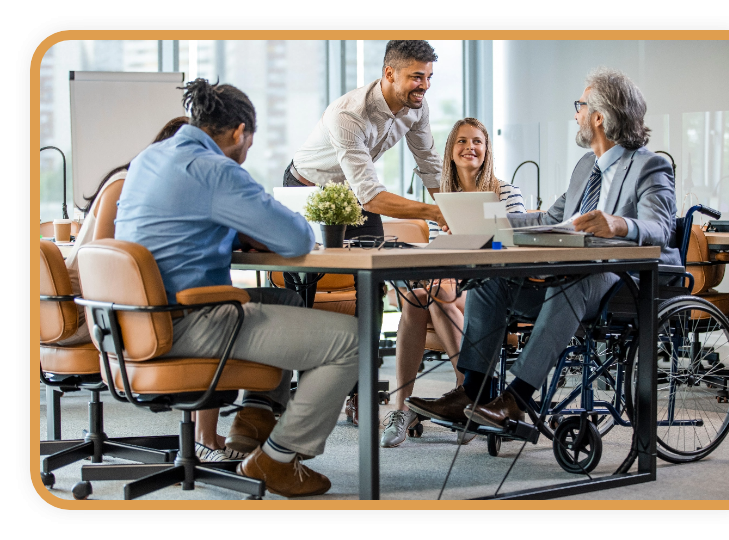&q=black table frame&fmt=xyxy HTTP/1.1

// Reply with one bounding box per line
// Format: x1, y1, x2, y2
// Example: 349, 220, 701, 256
232, 255, 658, 500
